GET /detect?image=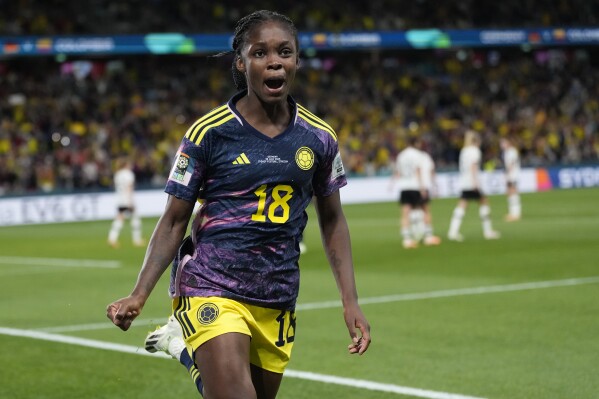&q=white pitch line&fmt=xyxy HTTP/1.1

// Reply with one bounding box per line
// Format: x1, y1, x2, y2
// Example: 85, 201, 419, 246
296, 276, 599, 310
0, 327, 168, 358
284, 370, 486, 399
0, 327, 485, 399
34, 276, 599, 333
0, 256, 120, 269
37, 318, 167, 333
